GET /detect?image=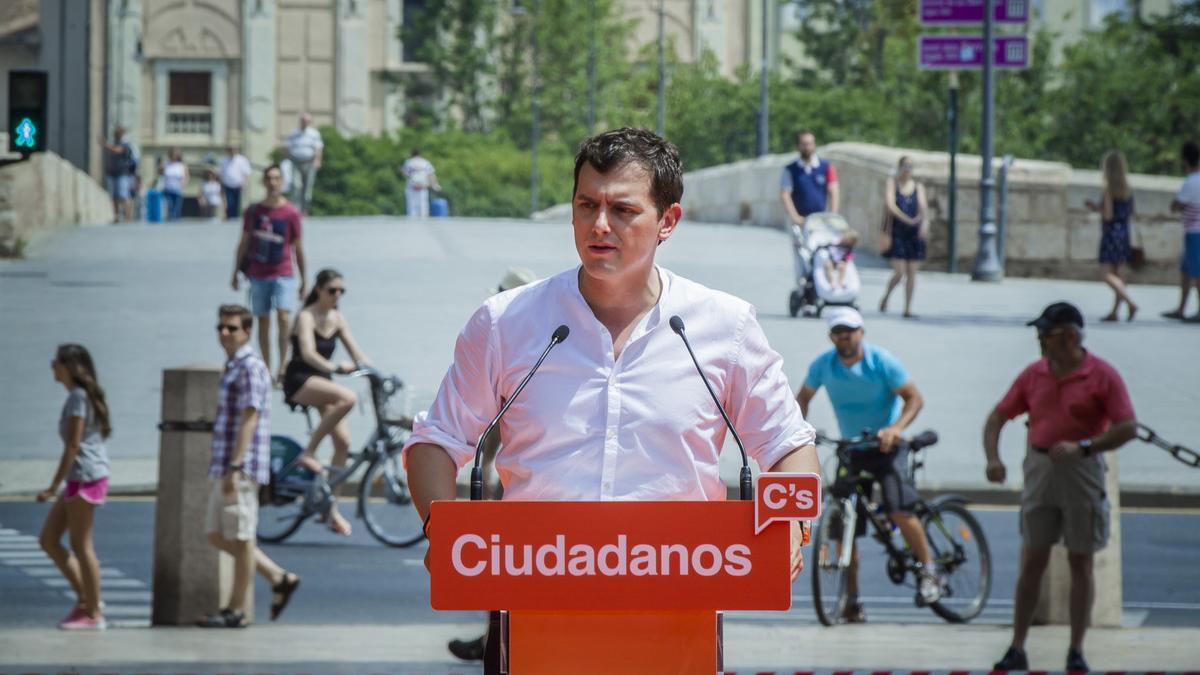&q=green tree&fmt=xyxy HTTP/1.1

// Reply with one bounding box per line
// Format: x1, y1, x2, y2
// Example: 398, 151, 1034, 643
401, 0, 500, 131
